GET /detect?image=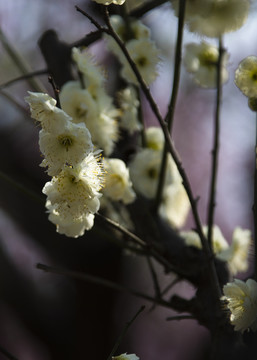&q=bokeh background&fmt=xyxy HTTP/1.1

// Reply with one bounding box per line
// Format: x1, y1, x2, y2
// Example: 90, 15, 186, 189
0, 0, 257, 359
